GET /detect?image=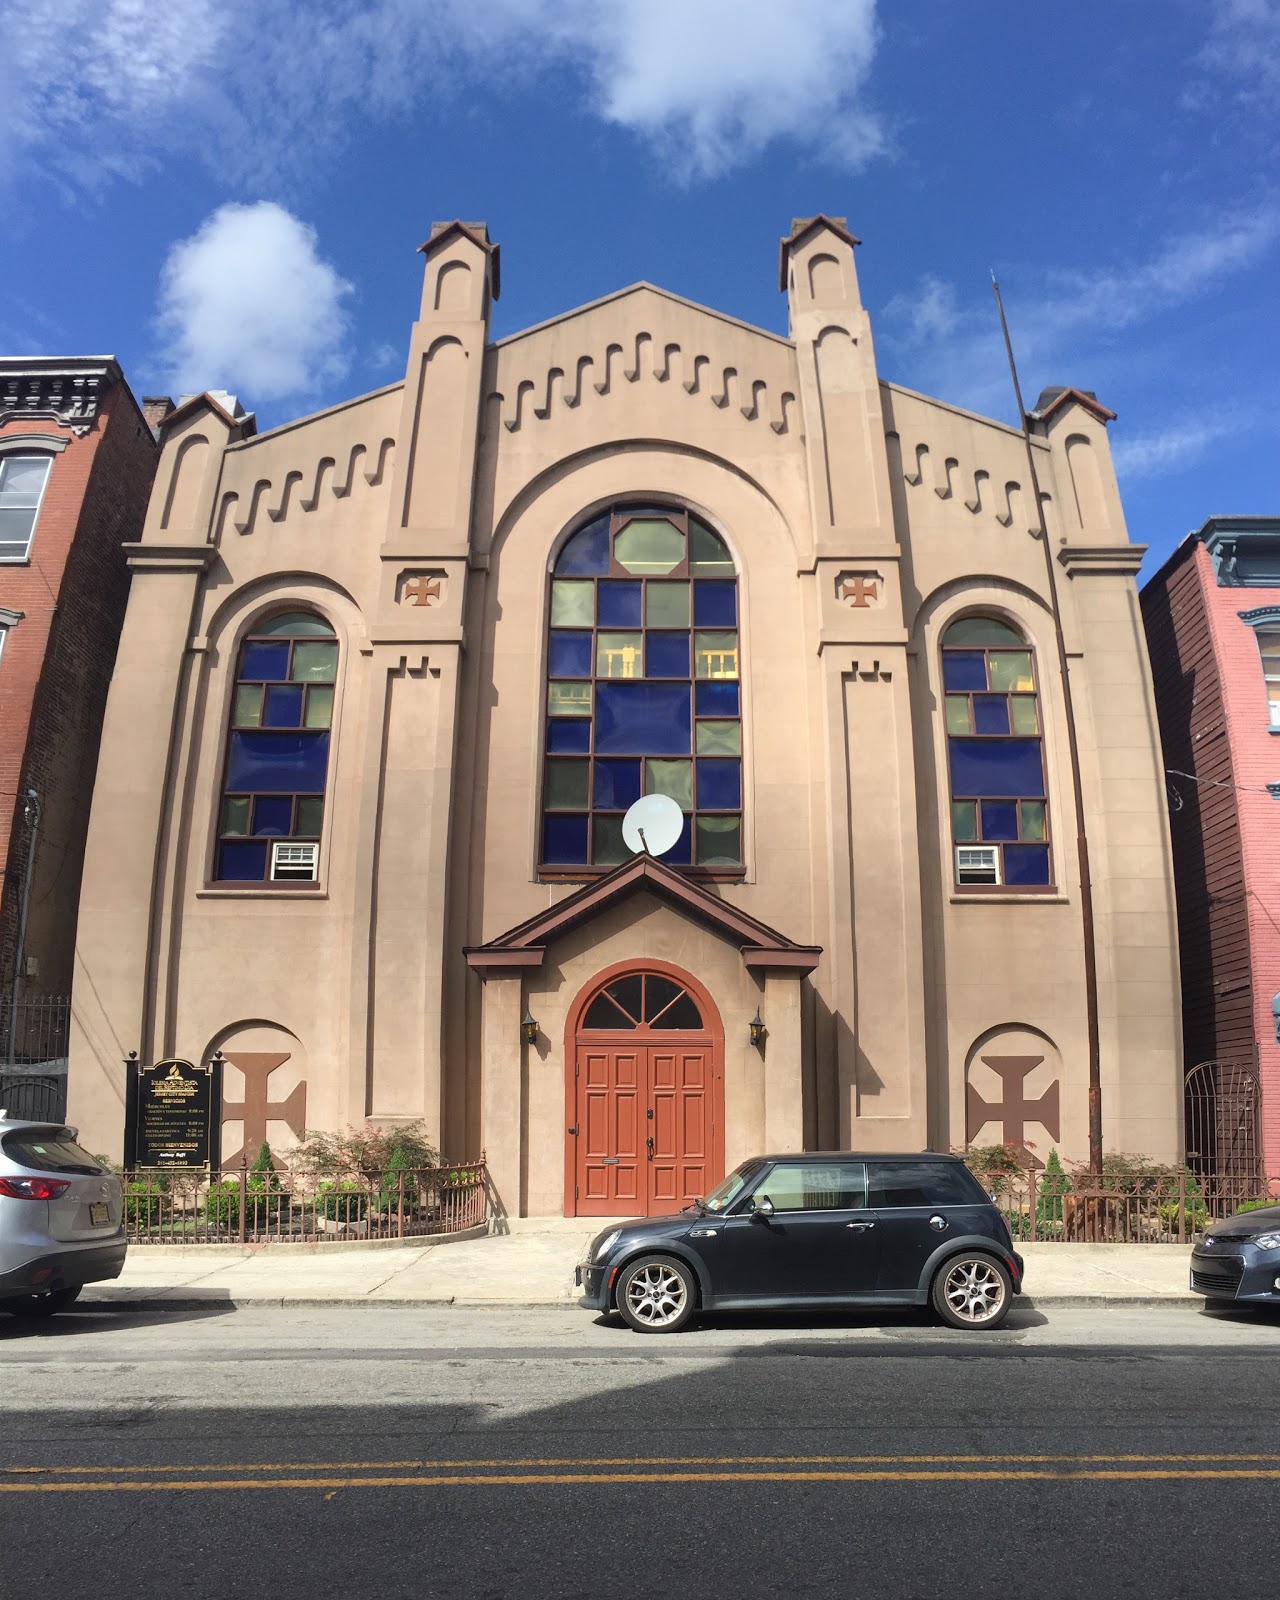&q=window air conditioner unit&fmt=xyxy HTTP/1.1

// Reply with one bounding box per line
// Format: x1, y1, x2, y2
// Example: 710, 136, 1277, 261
955, 846, 999, 886
270, 842, 319, 882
